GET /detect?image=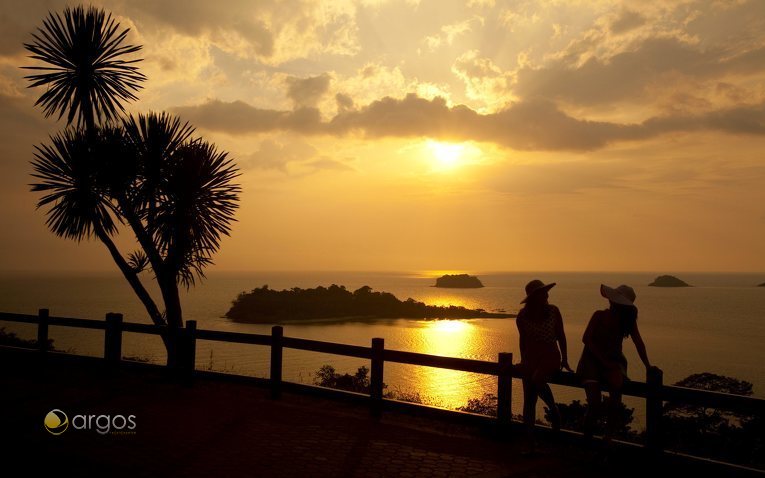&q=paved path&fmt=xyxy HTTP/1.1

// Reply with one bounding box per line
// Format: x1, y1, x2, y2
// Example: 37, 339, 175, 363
0, 348, 708, 477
